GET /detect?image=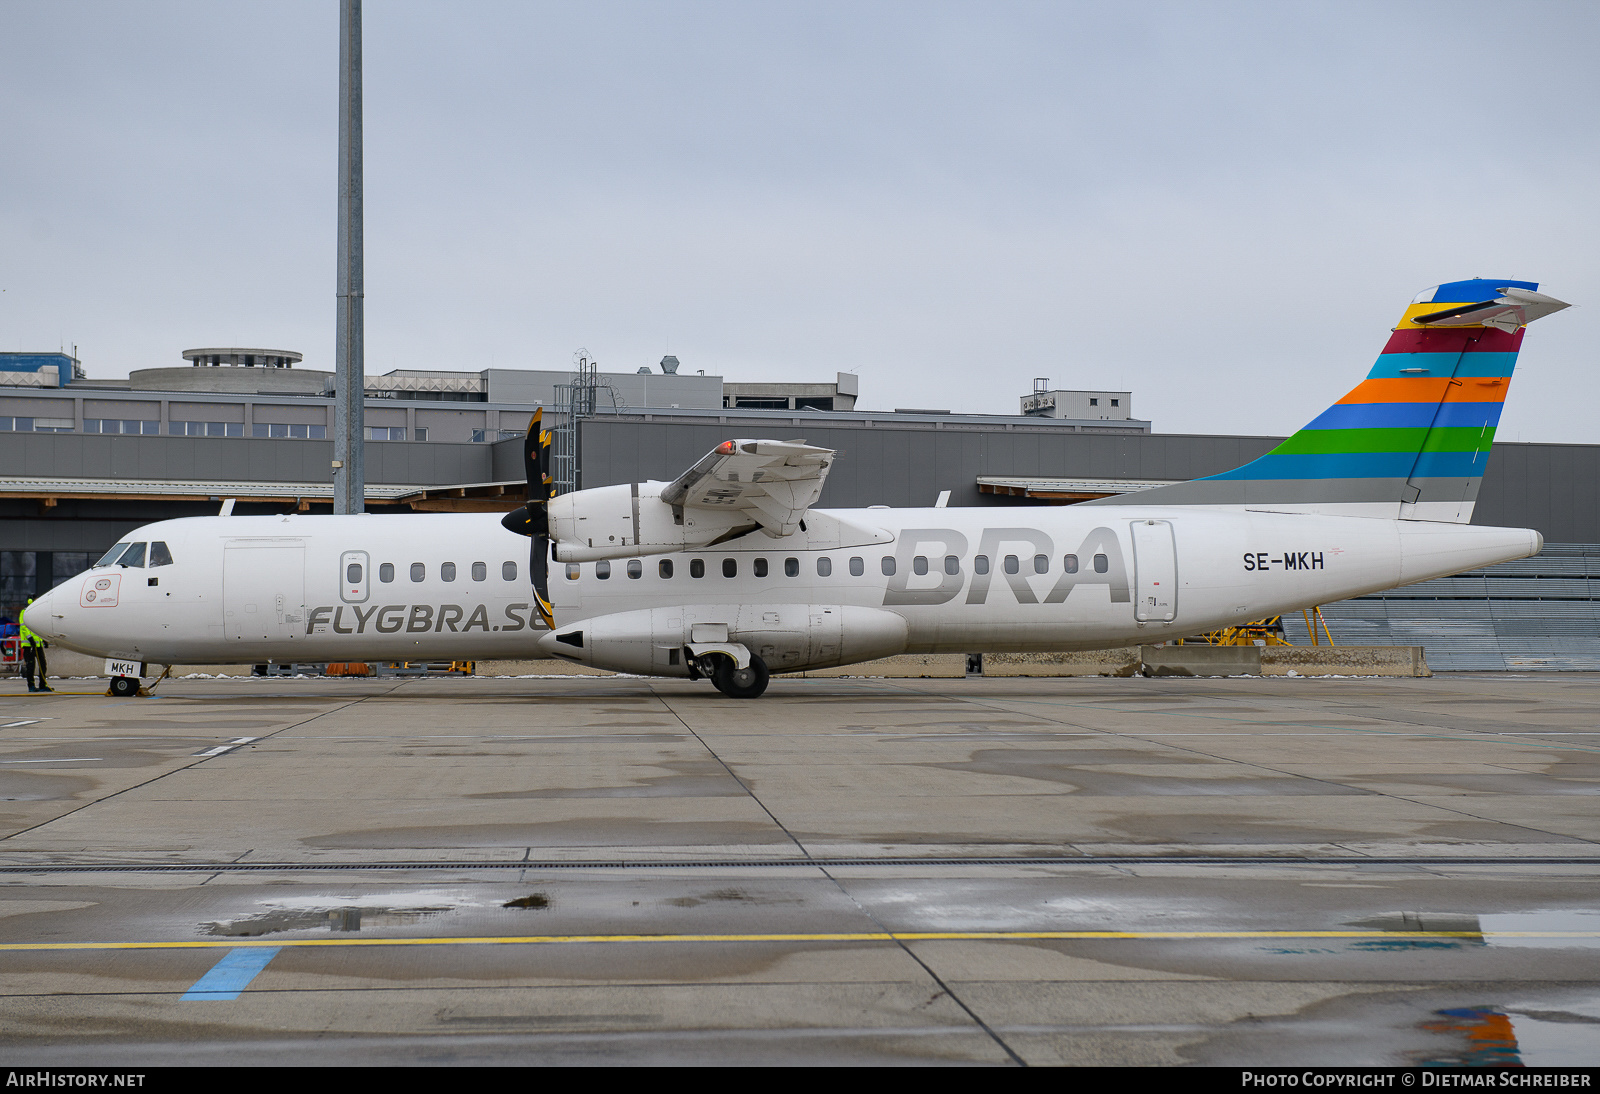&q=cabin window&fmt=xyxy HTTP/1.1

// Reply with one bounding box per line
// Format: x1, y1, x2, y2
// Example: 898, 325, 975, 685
659, 559, 674, 578
722, 558, 737, 578
945, 555, 960, 575
784, 557, 799, 577
627, 559, 642, 579
975, 555, 990, 575
1063, 554, 1079, 573
754, 558, 768, 578
441, 562, 457, 582
380, 563, 395, 582
502, 561, 516, 581
913, 555, 928, 575
690, 558, 705, 578
881, 556, 896, 576
1003, 554, 1019, 575
565, 563, 580, 580
346, 563, 363, 584
410, 563, 425, 582
150, 542, 174, 567
817, 556, 832, 577
1093, 553, 1109, 573
1034, 554, 1049, 574
849, 556, 864, 576
472, 562, 487, 581
596, 561, 611, 580
120, 543, 147, 568
96, 543, 131, 567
